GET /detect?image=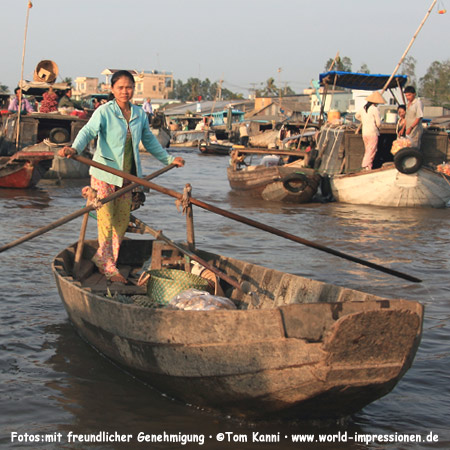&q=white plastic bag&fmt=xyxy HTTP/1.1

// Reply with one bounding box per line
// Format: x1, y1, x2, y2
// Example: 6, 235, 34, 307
168, 289, 237, 310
